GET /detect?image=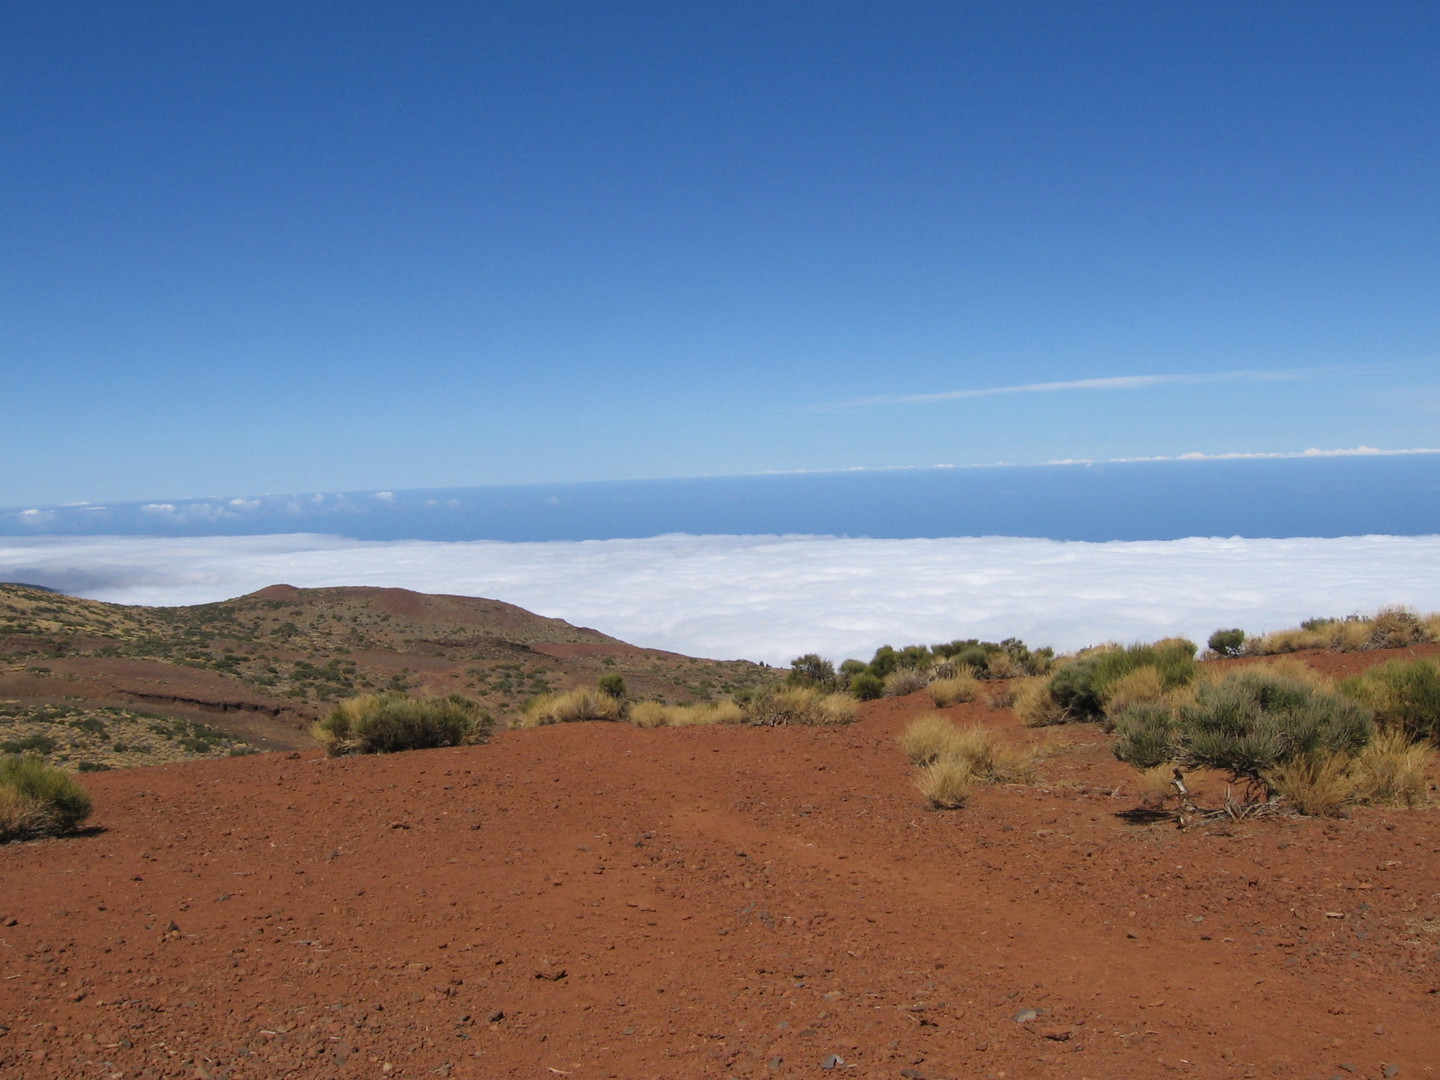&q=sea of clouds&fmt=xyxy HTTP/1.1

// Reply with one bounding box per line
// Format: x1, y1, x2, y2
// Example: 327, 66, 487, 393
5, 533, 1440, 665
